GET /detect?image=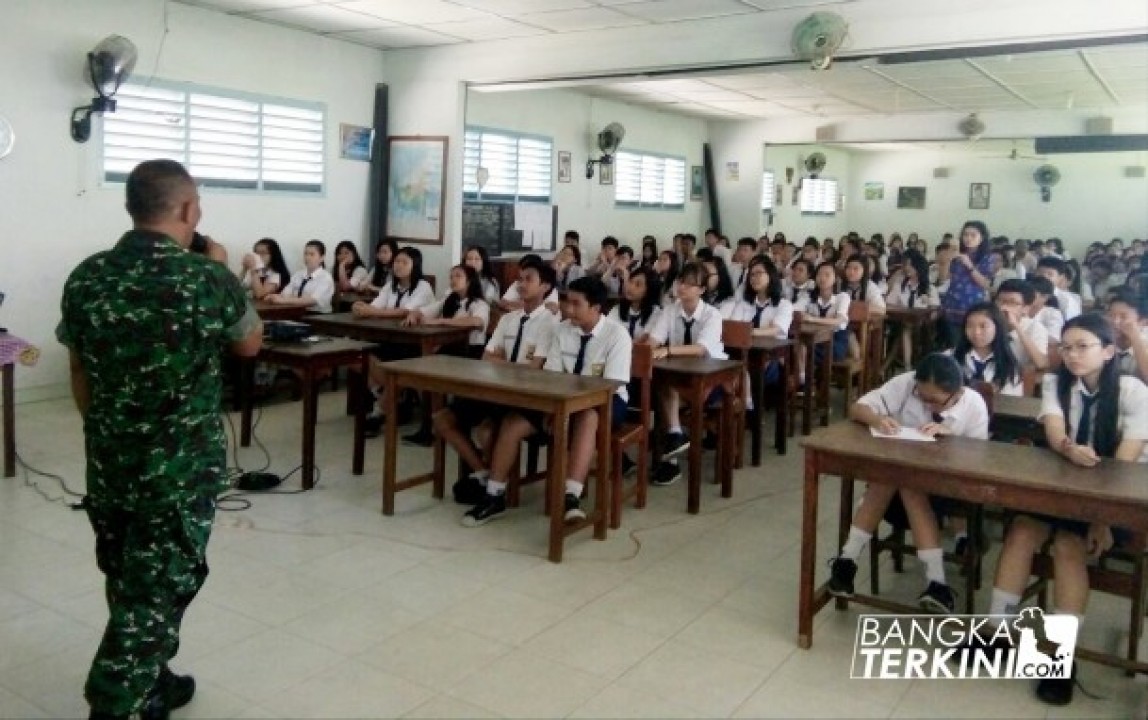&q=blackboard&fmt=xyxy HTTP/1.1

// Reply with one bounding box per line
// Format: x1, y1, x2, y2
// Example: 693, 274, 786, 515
462, 202, 512, 257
